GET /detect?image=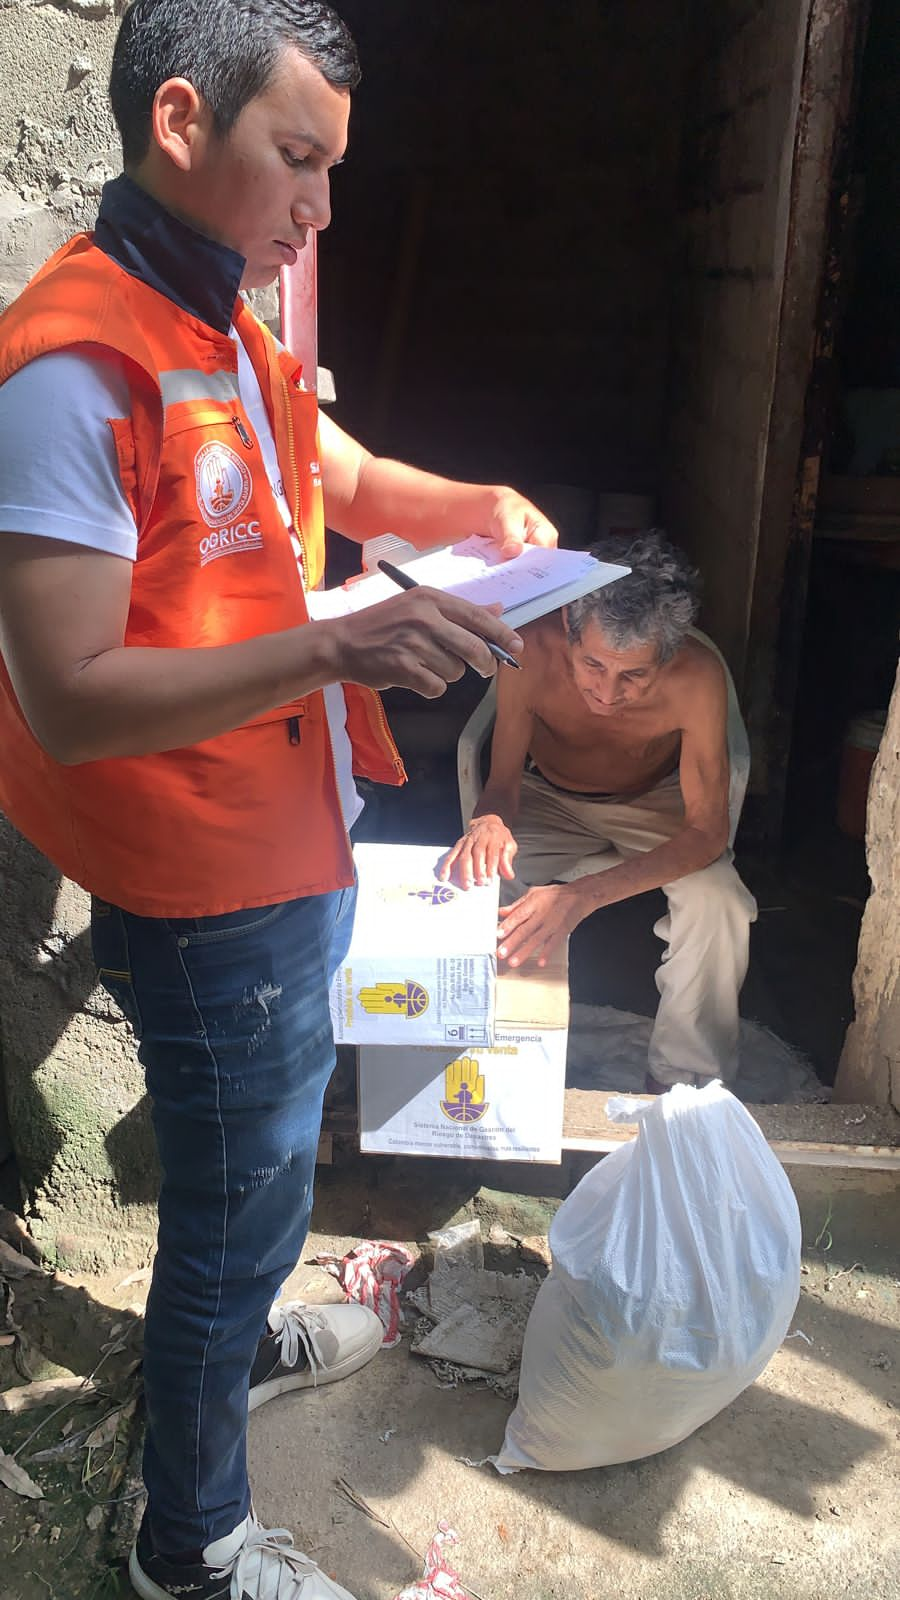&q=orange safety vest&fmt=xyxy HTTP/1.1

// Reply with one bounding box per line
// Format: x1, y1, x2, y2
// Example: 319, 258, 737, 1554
0, 234, 406, 917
